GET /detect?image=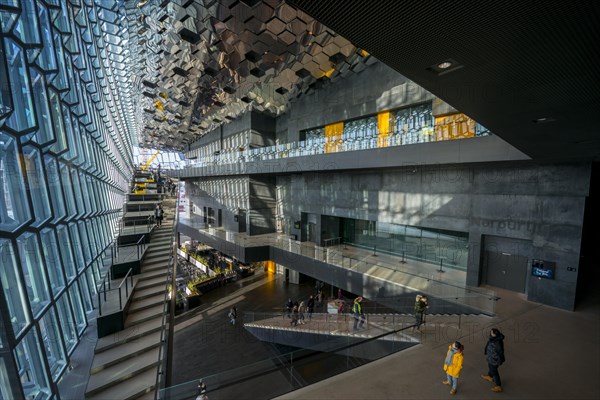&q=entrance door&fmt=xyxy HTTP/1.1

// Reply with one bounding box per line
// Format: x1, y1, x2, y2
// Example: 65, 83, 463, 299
238, 209, 246, 233
483, 251, 528, 293
307, 222, 316, 243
